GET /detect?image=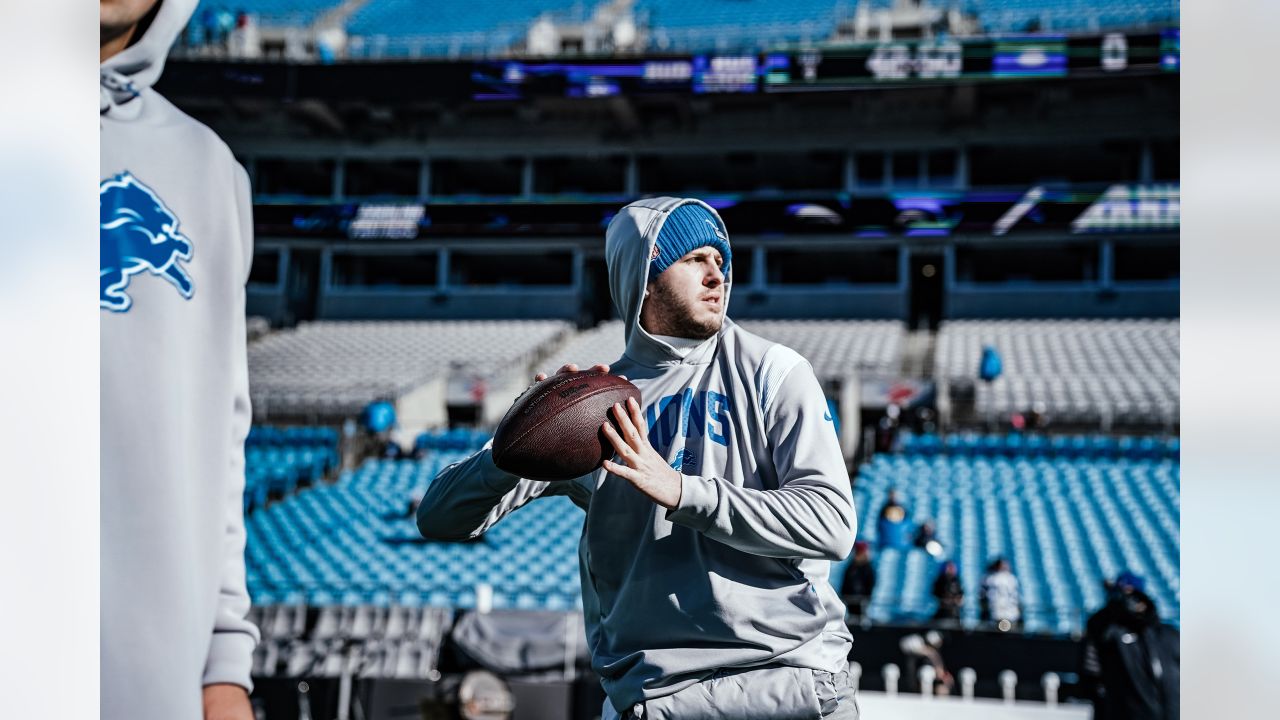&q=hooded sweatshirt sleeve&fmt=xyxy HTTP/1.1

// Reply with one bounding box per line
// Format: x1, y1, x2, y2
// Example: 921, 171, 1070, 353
665, 353, 857, 561
417, 444, 584, 540
203, 165, 262, 690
